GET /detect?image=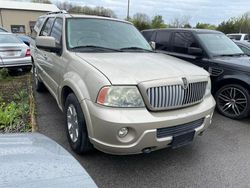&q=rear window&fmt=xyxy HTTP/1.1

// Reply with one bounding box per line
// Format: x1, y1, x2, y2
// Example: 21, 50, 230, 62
227, 35, 241, 41
0, 34, 22, 43
142, 31, 154, 41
